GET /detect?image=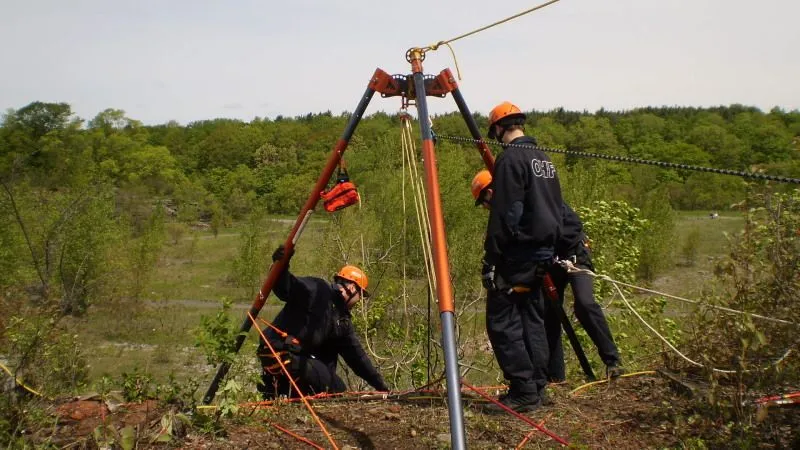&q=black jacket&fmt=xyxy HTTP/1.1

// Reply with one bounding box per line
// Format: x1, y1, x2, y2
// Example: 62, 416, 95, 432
484, 135, 564, 266
557, 203, 586, 256
264, 268, 388, 391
